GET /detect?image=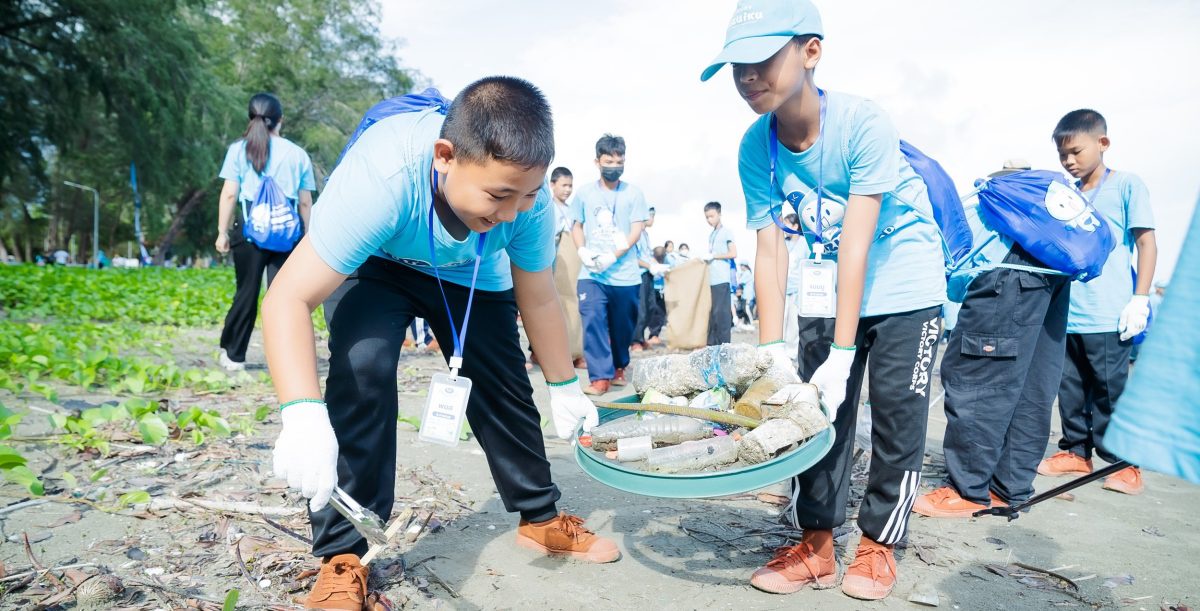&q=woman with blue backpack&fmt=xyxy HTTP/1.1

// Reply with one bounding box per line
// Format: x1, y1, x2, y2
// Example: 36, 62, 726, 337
214, 93, 316, 371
